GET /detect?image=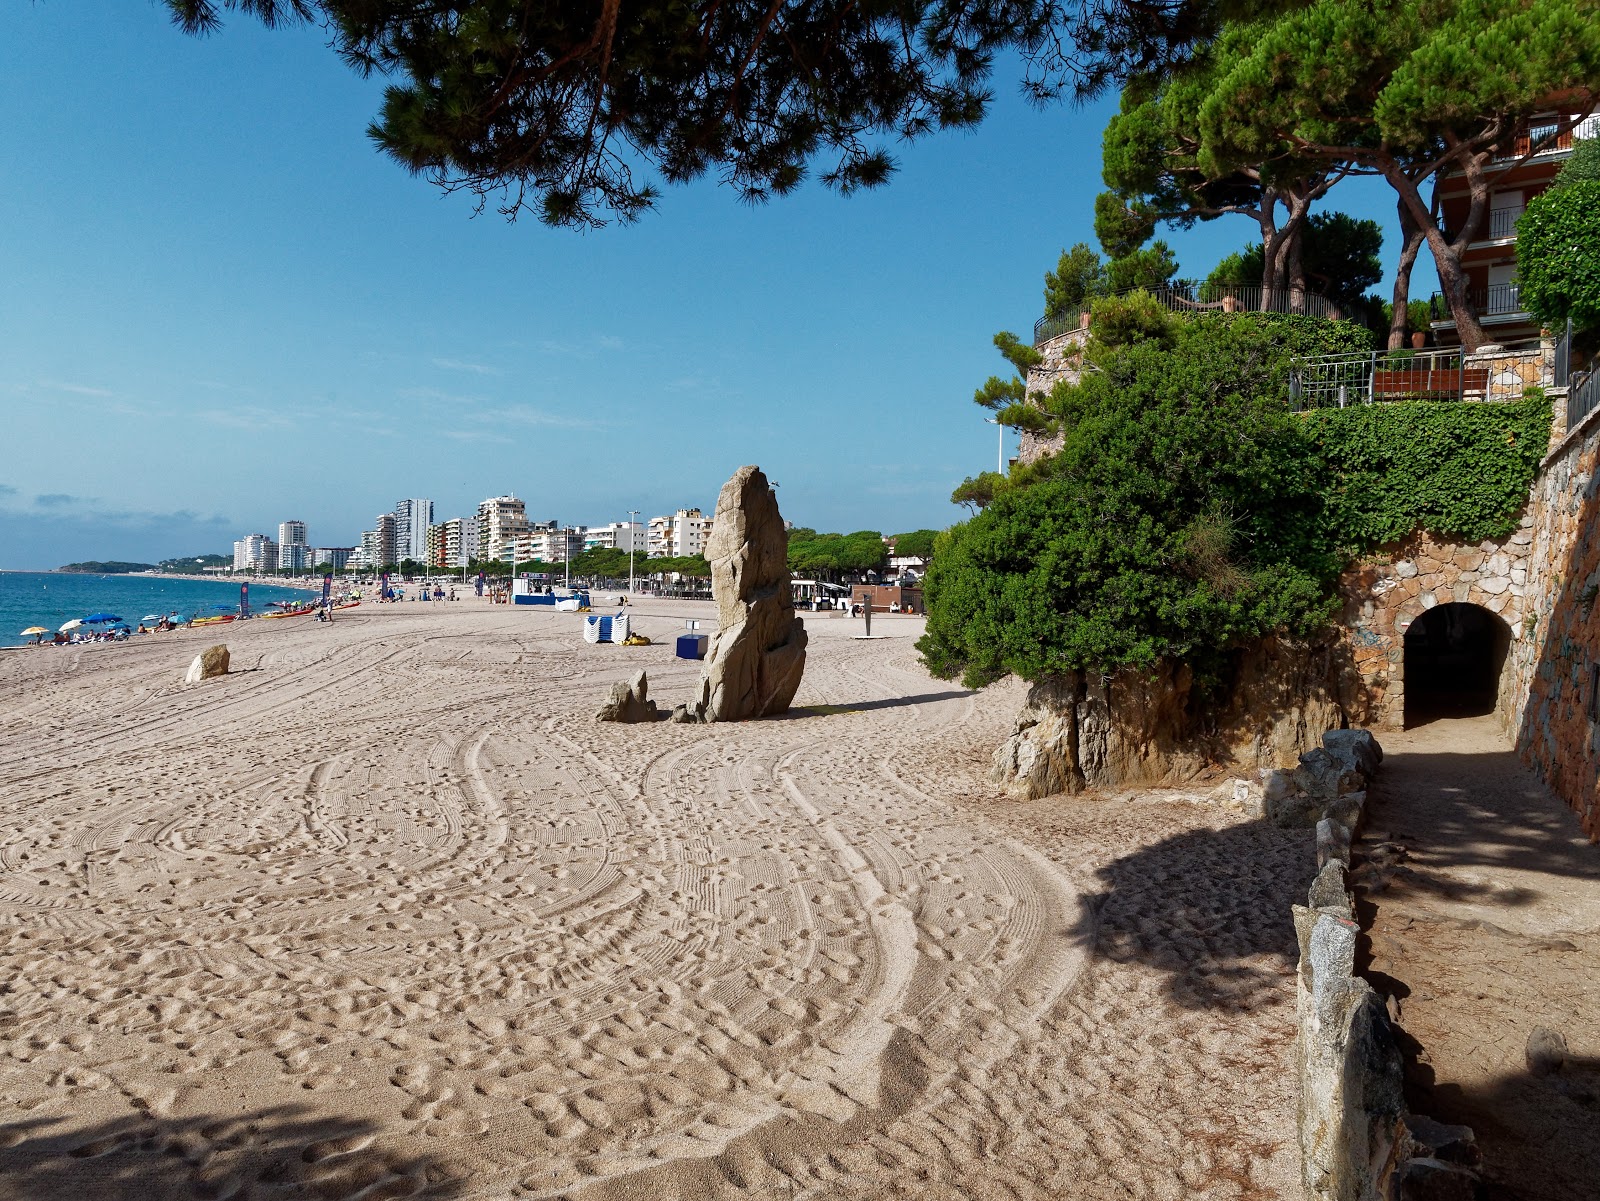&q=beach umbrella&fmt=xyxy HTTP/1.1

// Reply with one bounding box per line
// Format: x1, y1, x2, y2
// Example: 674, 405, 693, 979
20, 627, 49, 636
59, 619, 83, 631
84, 613, 123, 623
141, 614, 163, 622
